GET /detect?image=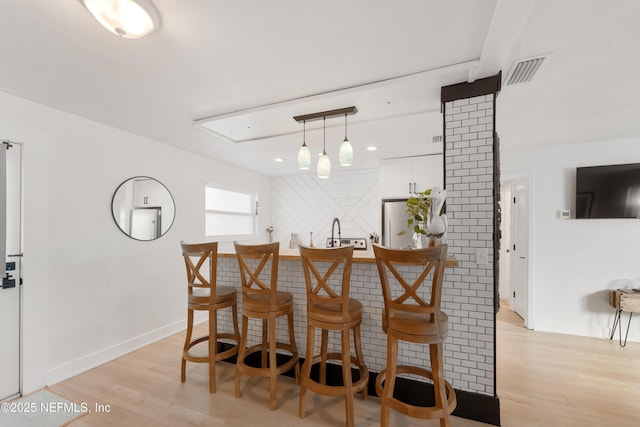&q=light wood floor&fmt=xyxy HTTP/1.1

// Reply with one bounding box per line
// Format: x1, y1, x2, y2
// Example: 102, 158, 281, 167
48, 303, 640, 427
